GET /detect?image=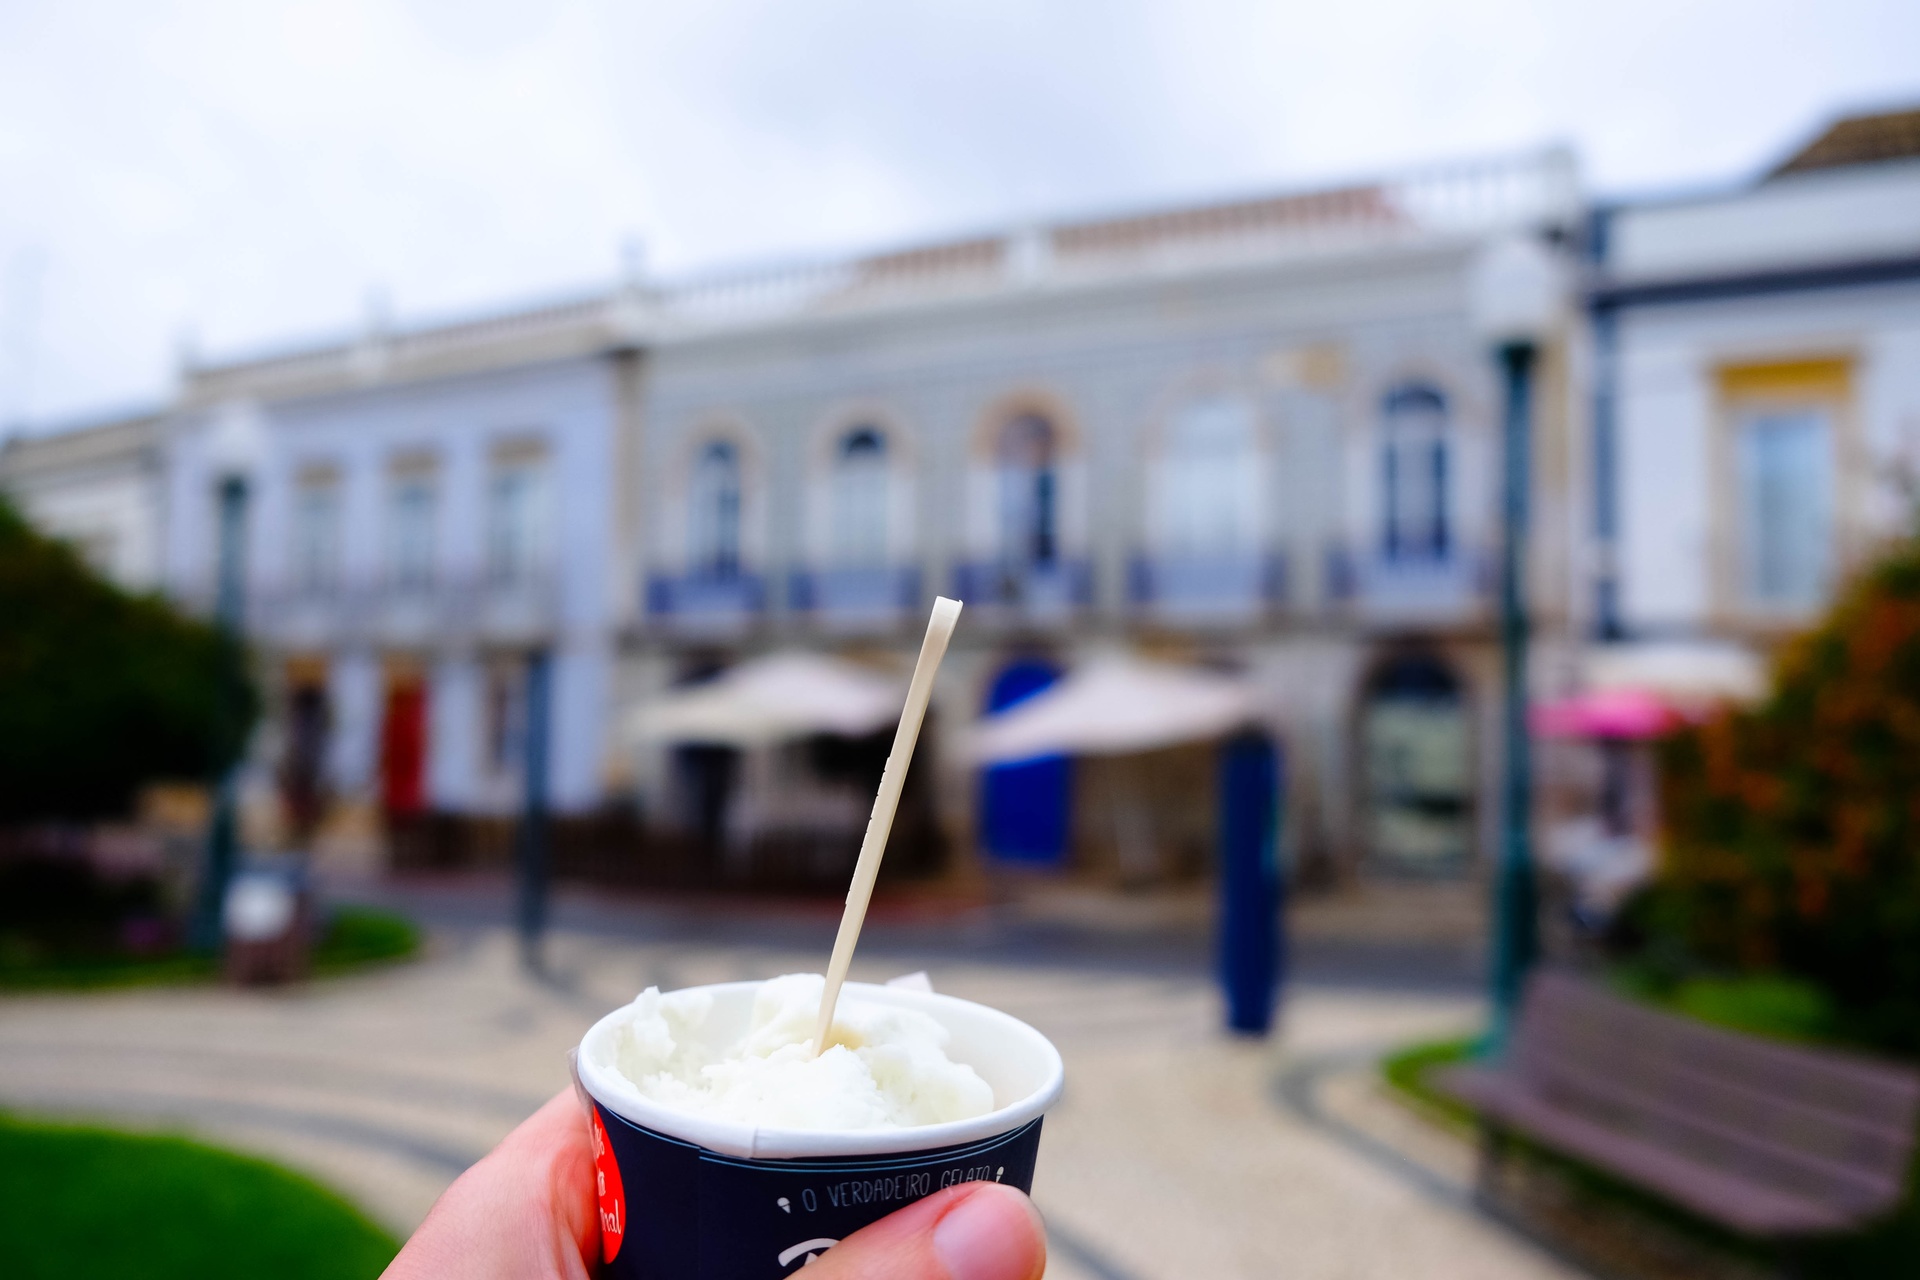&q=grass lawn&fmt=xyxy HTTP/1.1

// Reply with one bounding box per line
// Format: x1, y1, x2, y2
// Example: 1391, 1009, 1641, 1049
1378, 1034, 1478, 1131
0, 1112, 399, 1280
0, 905, 420, 991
